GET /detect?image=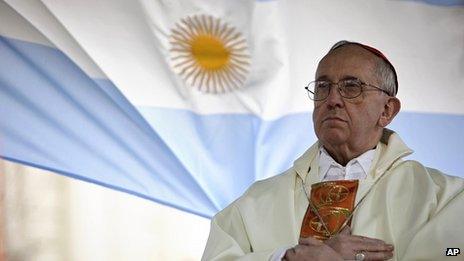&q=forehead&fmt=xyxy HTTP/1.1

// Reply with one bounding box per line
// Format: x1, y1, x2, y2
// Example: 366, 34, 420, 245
316, 45, 379, 82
